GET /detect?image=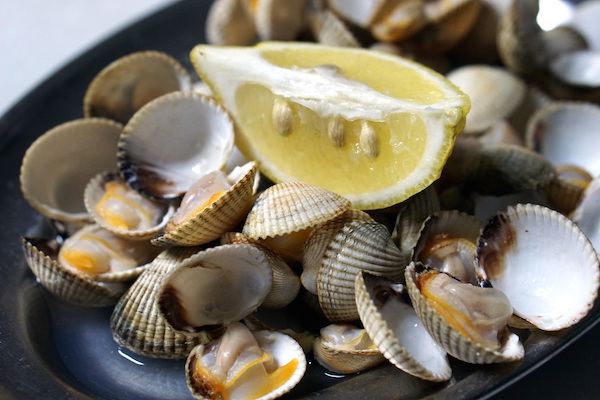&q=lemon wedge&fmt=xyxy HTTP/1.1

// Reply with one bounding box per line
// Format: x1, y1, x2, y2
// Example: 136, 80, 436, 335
191, 41, 470, 209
